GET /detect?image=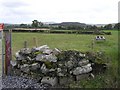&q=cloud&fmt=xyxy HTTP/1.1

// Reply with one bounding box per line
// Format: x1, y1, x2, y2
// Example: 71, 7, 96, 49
0, 0, 34, 23
118, 1, 120, 22
0, 0, 31, 15
0, 0, 119, 24
1, 1, 28, 8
